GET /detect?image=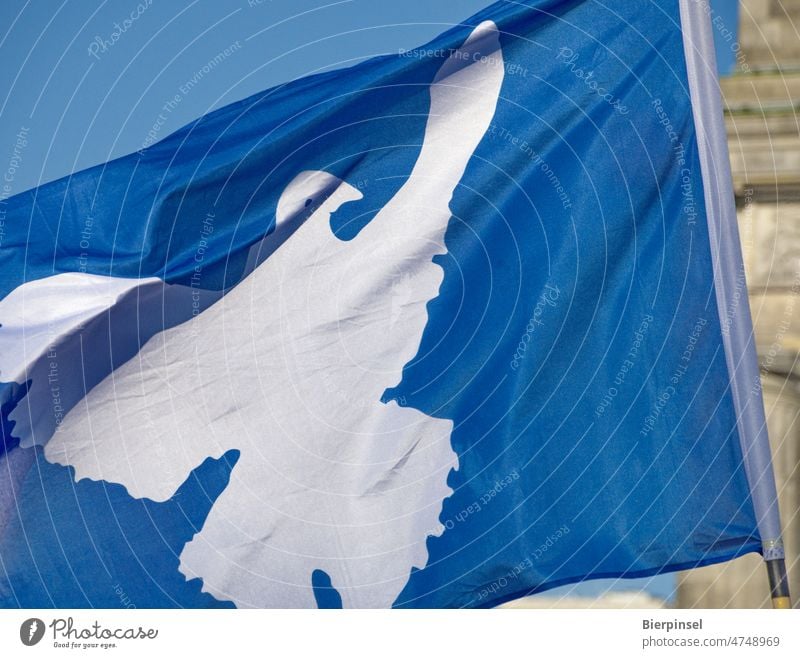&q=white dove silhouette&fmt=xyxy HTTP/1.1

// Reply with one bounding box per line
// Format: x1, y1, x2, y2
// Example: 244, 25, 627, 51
37, 21, 505, 608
